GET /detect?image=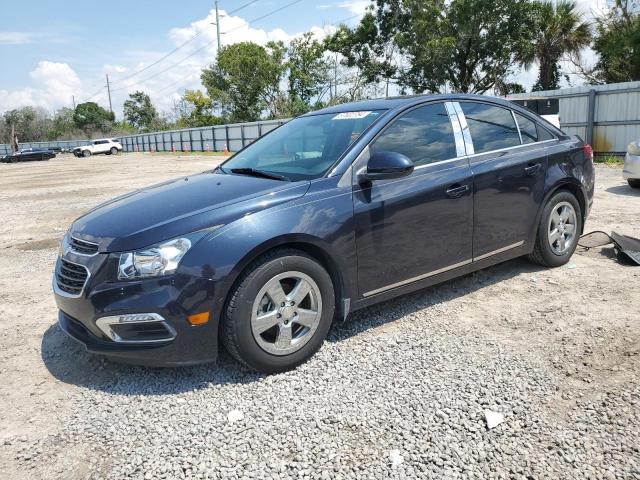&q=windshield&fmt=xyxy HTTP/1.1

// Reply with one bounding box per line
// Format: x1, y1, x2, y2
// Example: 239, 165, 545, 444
220, 110, 385, 181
